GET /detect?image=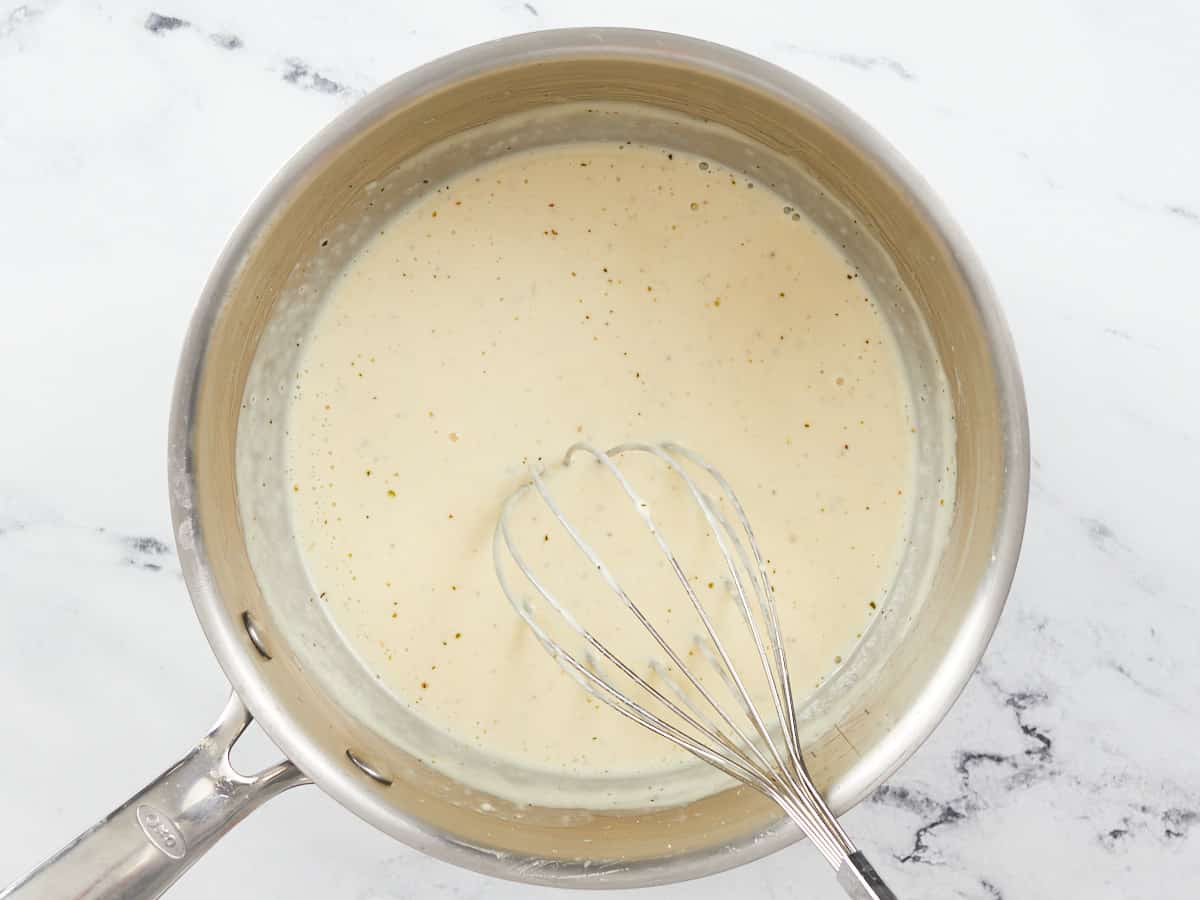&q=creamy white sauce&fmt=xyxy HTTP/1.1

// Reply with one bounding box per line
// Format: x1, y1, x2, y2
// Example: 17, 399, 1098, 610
285, 141, 921, 806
